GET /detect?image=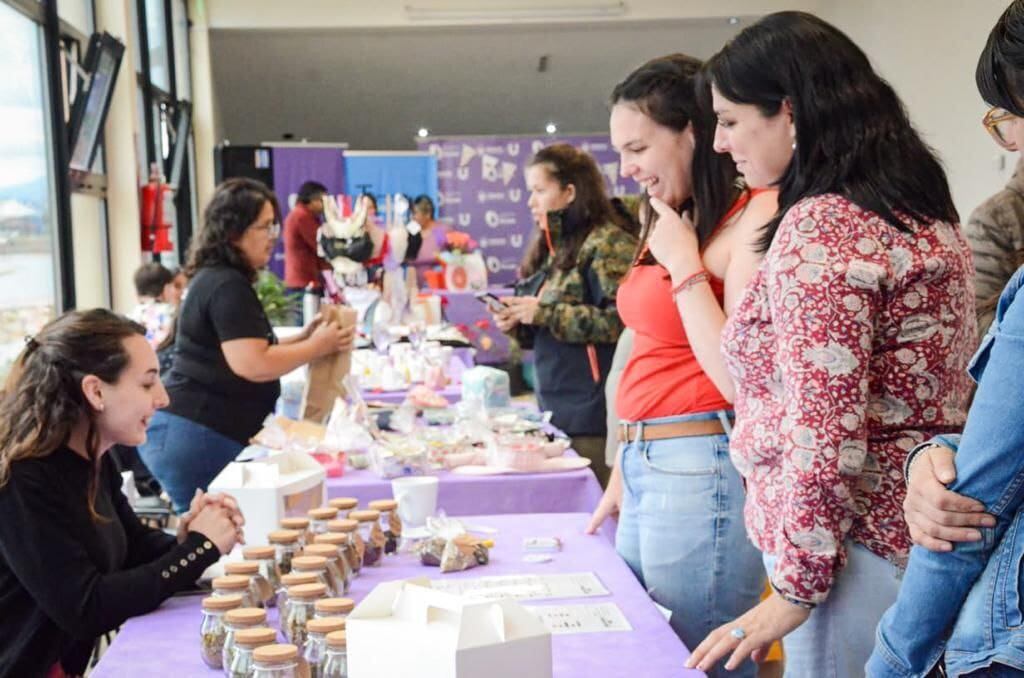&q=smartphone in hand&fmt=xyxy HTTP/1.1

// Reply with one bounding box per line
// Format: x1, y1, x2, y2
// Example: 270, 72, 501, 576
474, 291, 507, 313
